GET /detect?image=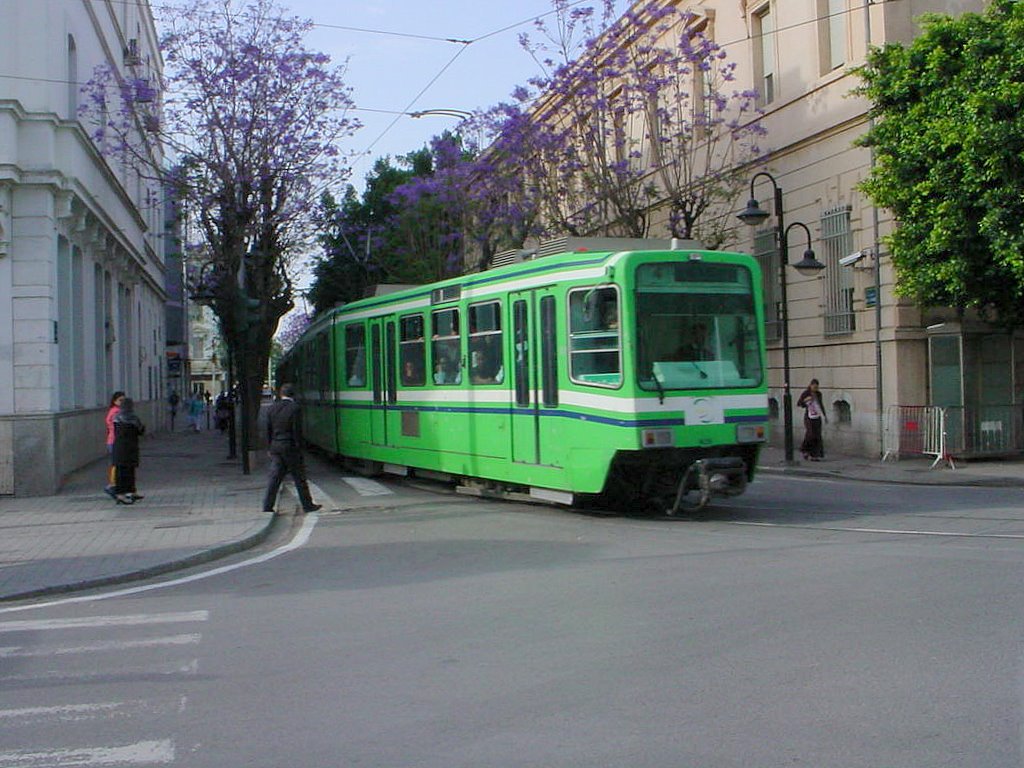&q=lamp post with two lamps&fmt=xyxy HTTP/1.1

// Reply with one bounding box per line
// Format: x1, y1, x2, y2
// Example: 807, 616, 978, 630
737, 172, 826, 464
